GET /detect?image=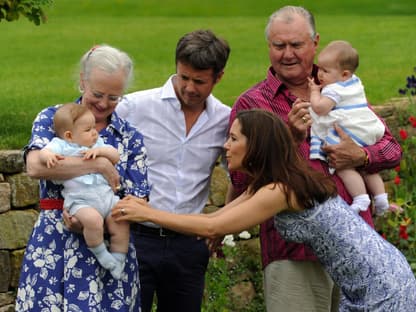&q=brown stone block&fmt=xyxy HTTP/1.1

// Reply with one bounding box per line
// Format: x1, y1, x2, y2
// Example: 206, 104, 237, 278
0, 210, 38, 249
10, 249, 25, 288
0, 150, 24, 174
5, 173, 39, 208
0, 183, 11, 213
0, 251, 11, 292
